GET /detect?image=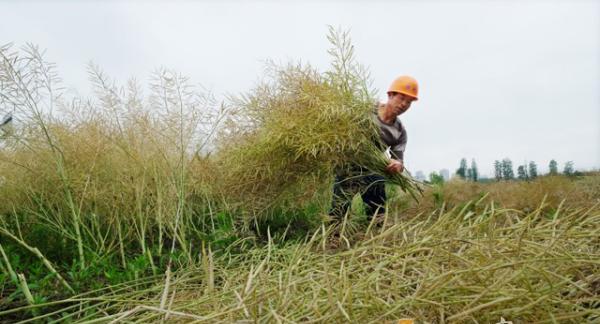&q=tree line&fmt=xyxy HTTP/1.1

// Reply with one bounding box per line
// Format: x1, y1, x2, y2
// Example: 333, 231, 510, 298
453, 158, 577, 182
